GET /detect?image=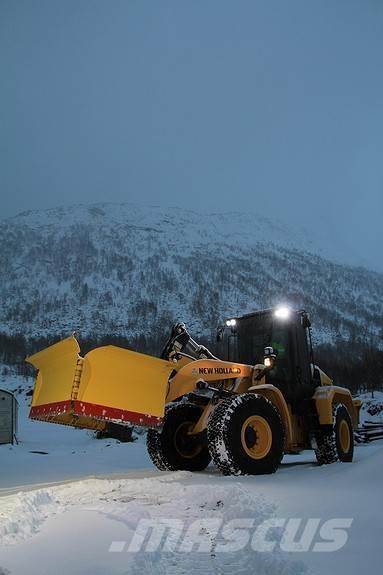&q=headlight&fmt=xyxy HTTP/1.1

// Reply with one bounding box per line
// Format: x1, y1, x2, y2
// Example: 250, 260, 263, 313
274, 306, 291, 320
225, 318, 237, 327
